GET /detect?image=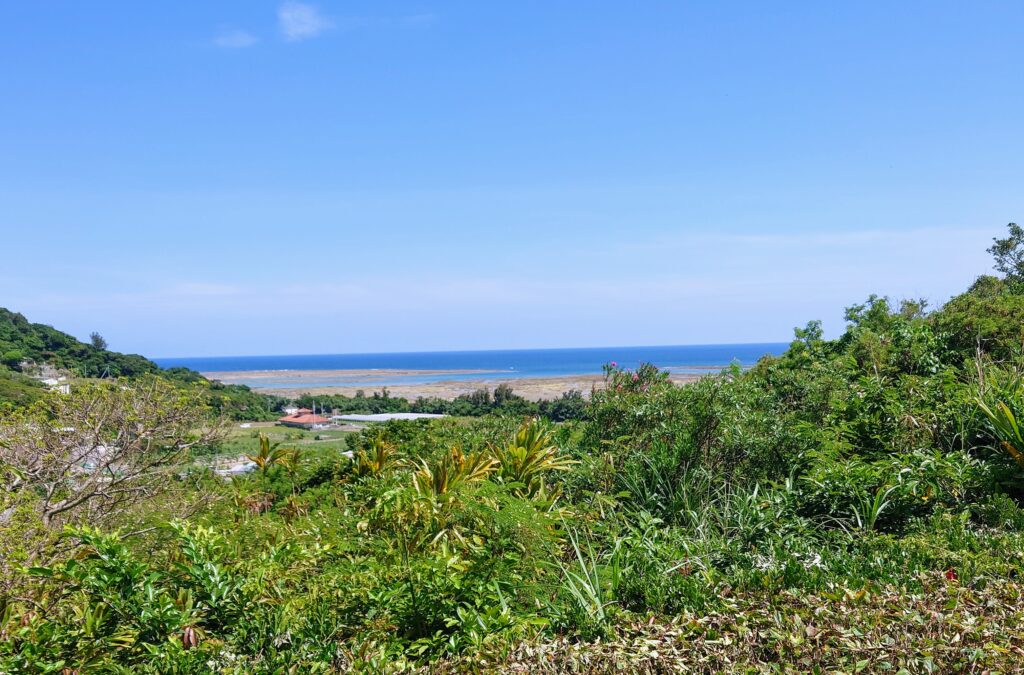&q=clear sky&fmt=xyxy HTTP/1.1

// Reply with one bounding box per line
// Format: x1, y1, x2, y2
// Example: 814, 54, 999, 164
1, 2, 1021, 357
